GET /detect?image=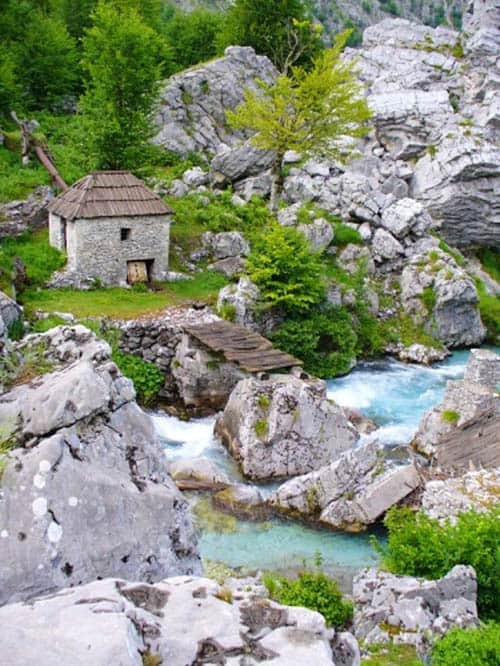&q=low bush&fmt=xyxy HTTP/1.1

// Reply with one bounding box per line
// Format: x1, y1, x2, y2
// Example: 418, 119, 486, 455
271, 306, 357, 377
373, 506, 500, 620
431, 622, 500, 666
475, 279, 500, 344
246, 223, 325, 315
111, 349, 164, 406
263, 570, 353, 628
